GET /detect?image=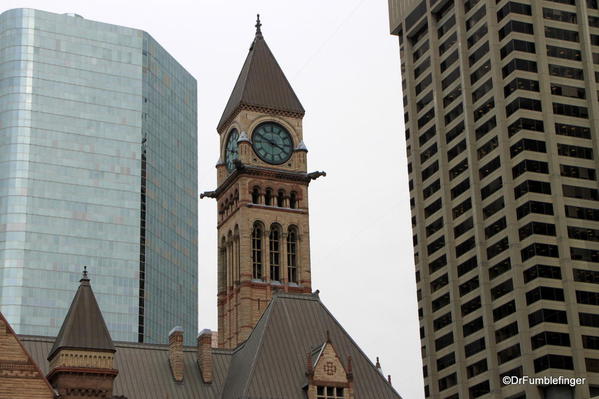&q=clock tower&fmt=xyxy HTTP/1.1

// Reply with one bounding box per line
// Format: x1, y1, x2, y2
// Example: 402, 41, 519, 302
203, 16, 324, 349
